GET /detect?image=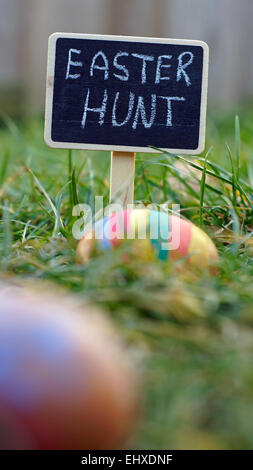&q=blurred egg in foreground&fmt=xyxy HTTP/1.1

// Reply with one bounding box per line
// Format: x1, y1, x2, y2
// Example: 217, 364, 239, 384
0, 283, 138, 450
